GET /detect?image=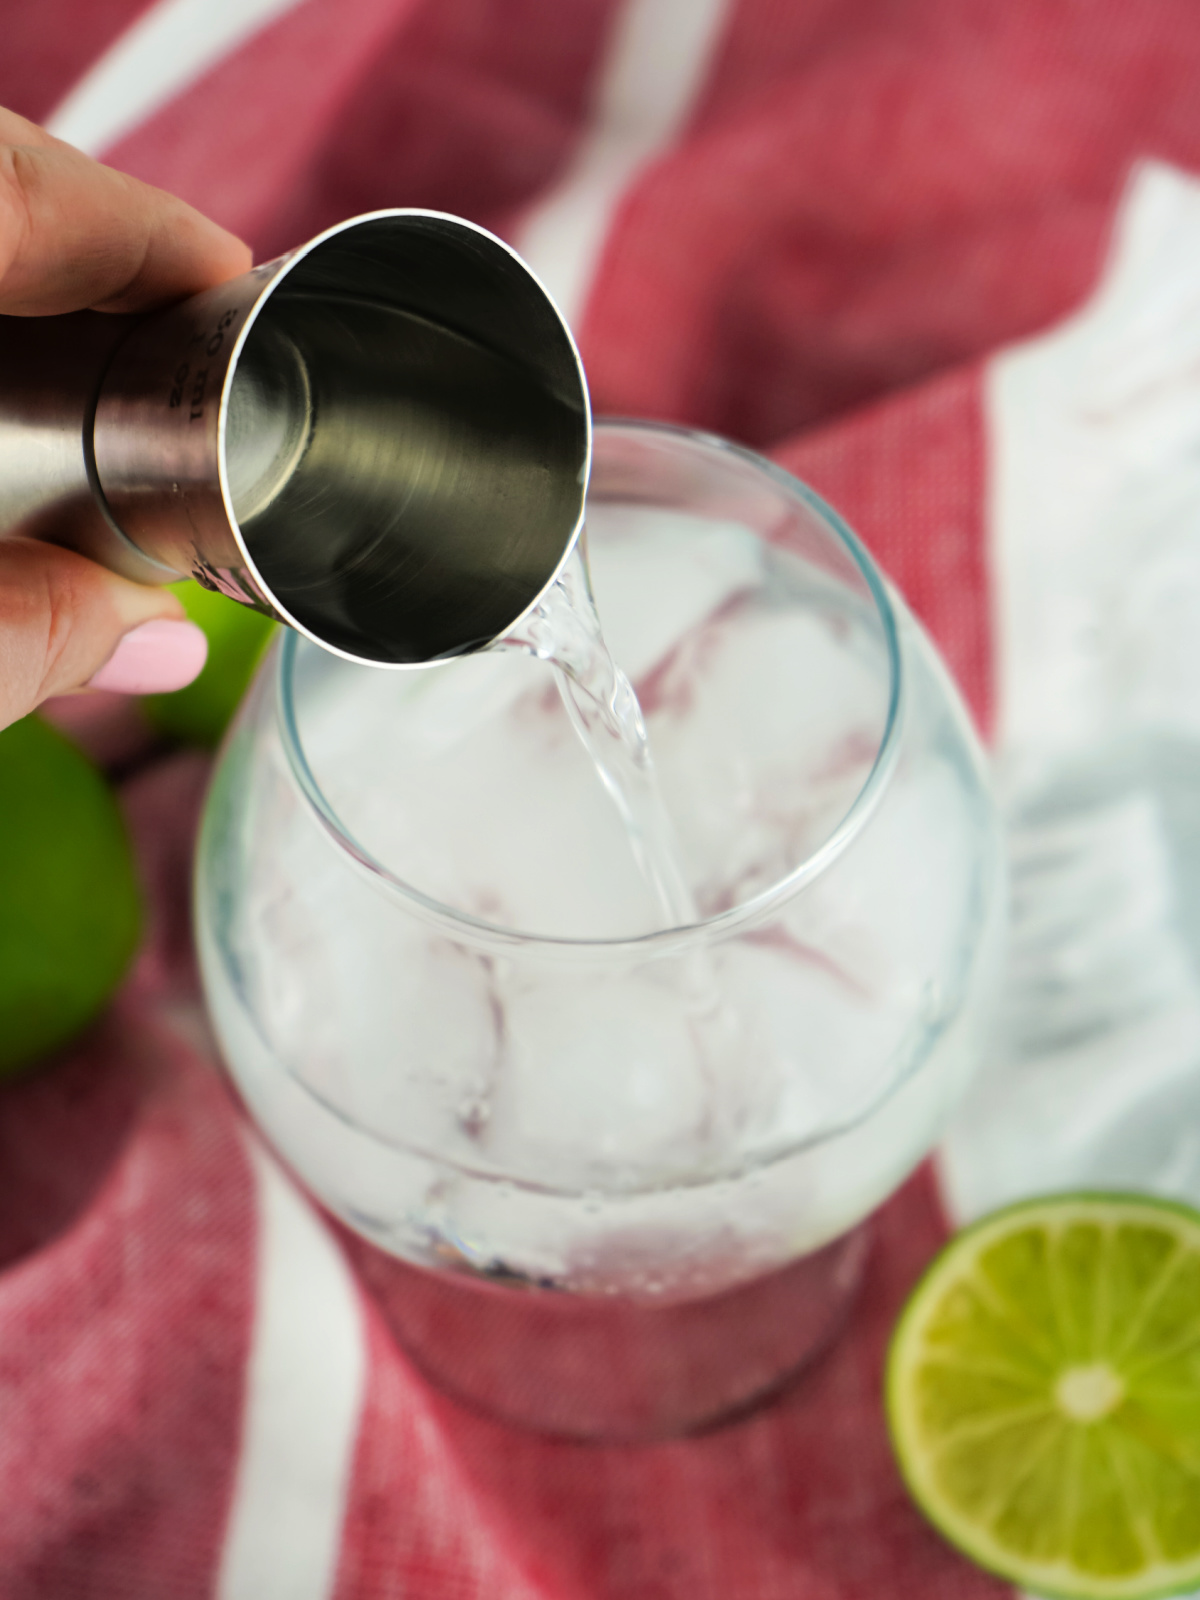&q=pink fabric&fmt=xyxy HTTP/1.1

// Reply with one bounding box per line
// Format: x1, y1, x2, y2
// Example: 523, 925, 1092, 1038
1, 1, 1196, 1592
778, 365, 990, 734
0, 1010, 255, 1595
0, 0, 152, 124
